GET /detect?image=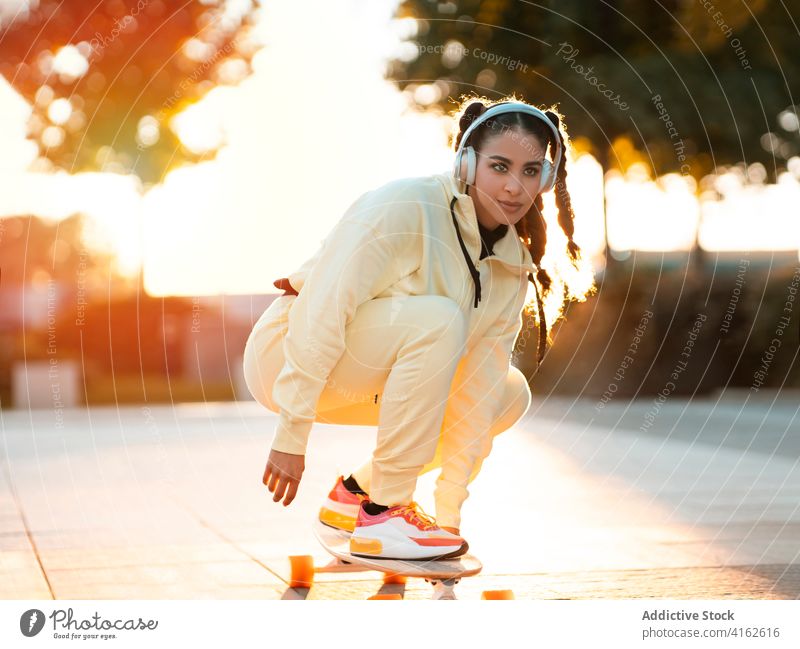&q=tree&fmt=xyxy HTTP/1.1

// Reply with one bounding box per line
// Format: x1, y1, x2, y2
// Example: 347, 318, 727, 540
387, 0, 798, 181
0, 0, 262, 183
